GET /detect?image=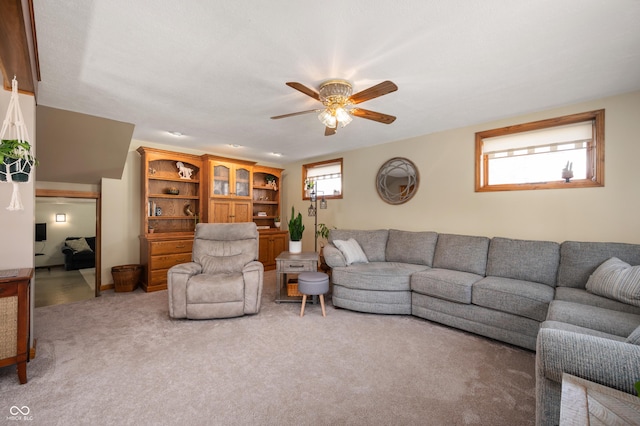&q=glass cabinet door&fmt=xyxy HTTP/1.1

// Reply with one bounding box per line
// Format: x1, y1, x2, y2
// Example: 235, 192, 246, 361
235, 167, 250, 197
213, 164, 230, 196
